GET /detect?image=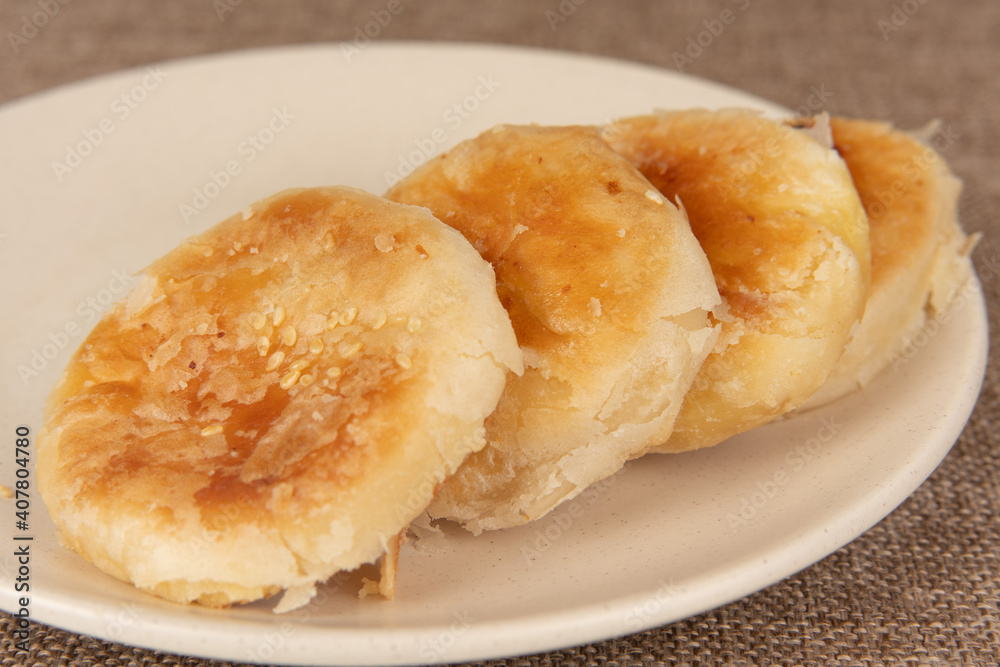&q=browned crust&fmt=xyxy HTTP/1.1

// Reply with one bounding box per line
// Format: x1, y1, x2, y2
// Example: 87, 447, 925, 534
607, 109, 870, 451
